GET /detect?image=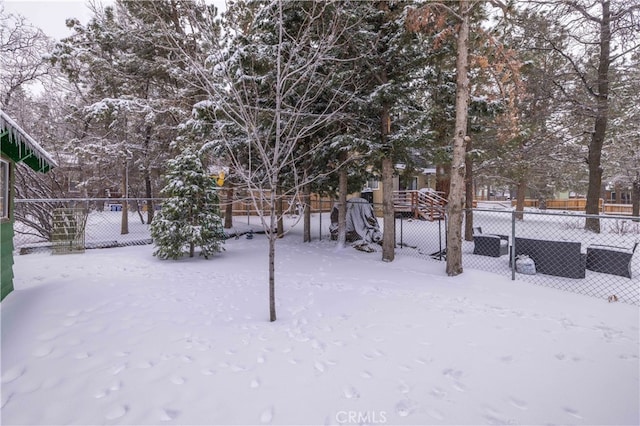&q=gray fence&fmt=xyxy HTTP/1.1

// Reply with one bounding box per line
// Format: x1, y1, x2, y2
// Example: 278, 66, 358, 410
12, 198, 640, 305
